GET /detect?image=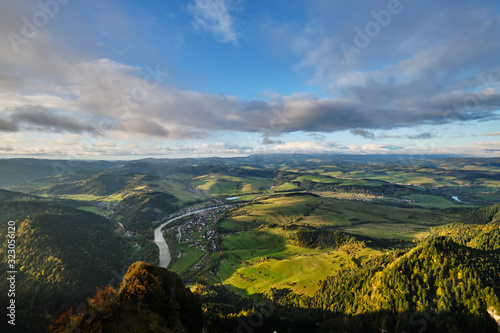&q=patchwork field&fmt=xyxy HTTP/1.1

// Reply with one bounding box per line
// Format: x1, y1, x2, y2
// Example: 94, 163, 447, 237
216, 193, 469, 296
